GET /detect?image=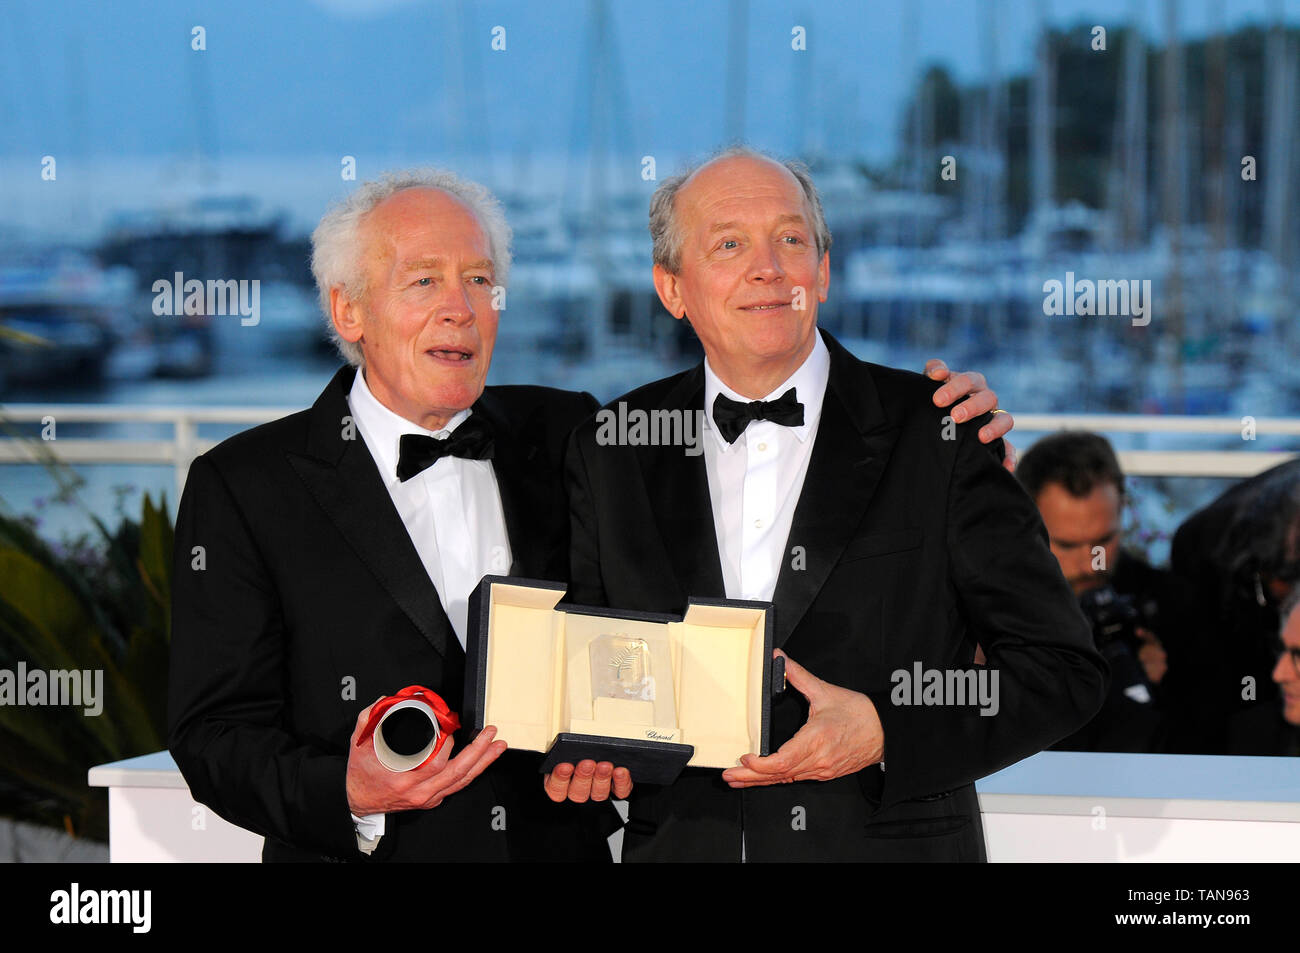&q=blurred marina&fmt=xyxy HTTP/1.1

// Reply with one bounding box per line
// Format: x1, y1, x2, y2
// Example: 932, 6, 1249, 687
3, 2, 1300, 560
